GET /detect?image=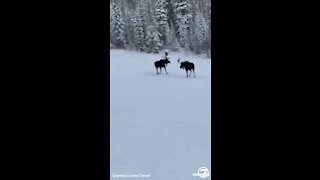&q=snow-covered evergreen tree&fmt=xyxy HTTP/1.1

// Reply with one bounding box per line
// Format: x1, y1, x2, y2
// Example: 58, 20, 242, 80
172, 0, 192, 48
155, 0, 170, 47
132, 1, 147, 51
155, 0, 169, 27
196, 12, 208, 53
145, 26, 162, 53
110, 2, 126, 48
